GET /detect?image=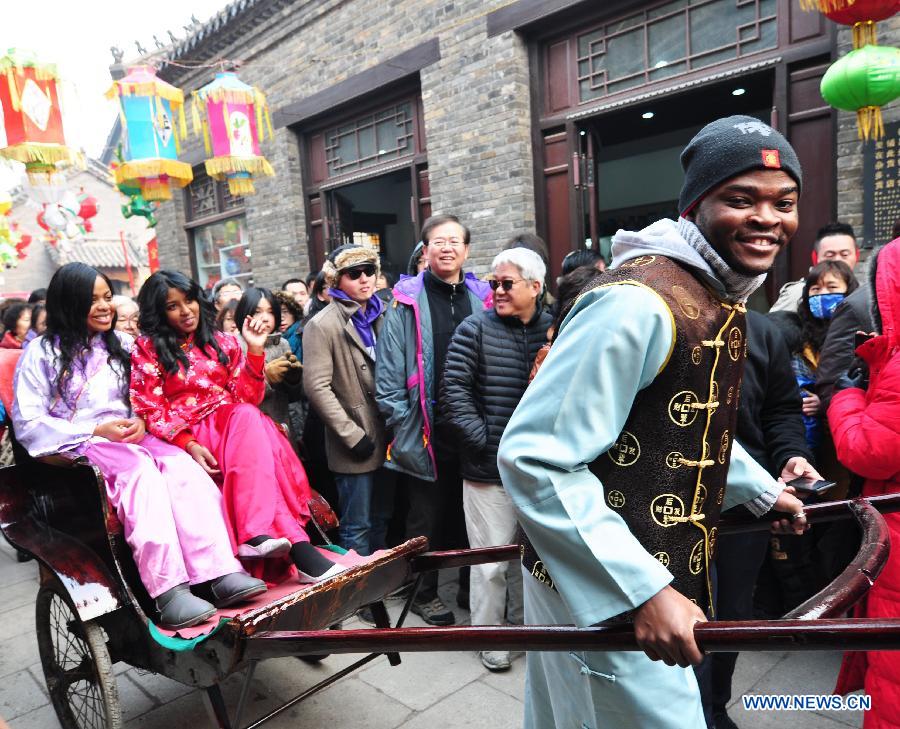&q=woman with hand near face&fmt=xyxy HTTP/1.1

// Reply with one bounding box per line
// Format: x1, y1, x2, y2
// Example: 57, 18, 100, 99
234, 288, 303, 437
131, 271, 343, 585
12, 263, 265, 629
